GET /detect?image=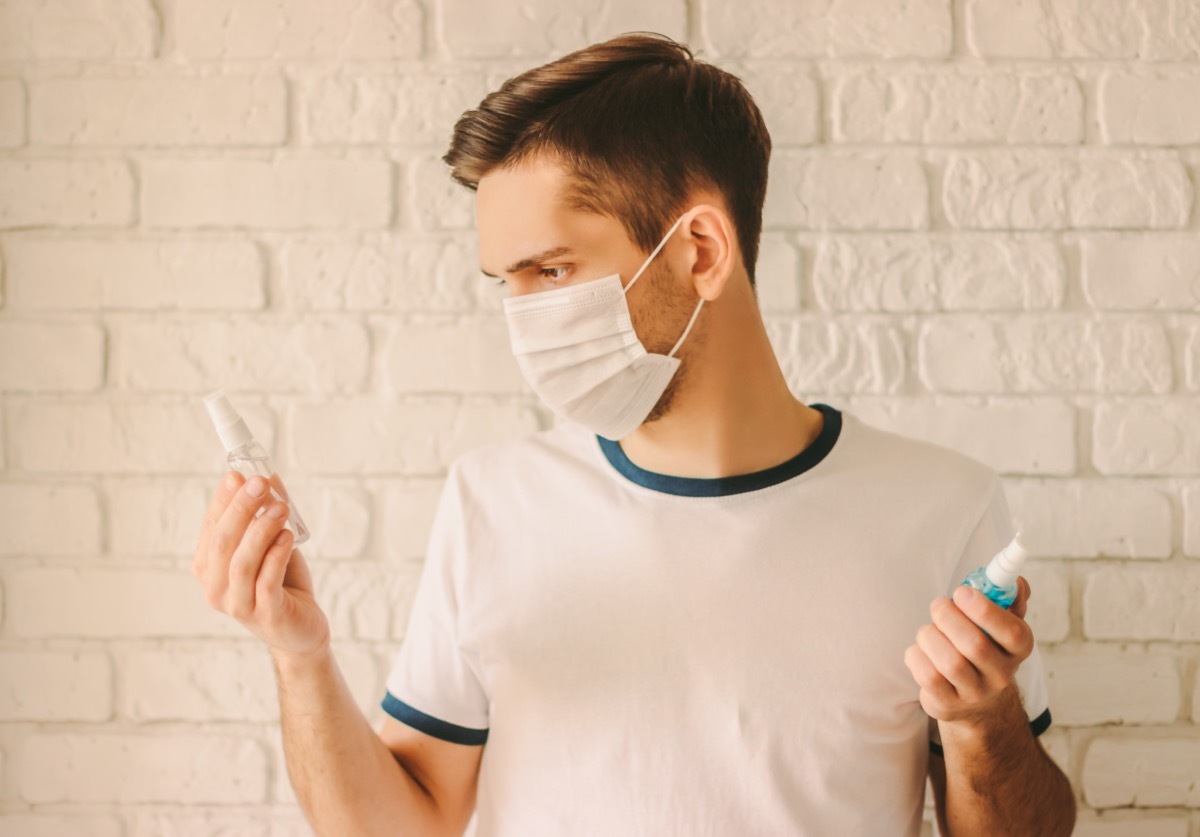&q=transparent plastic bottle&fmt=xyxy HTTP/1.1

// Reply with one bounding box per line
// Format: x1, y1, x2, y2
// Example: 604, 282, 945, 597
960, 530, 1029, 610
203, 389, 310, 546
